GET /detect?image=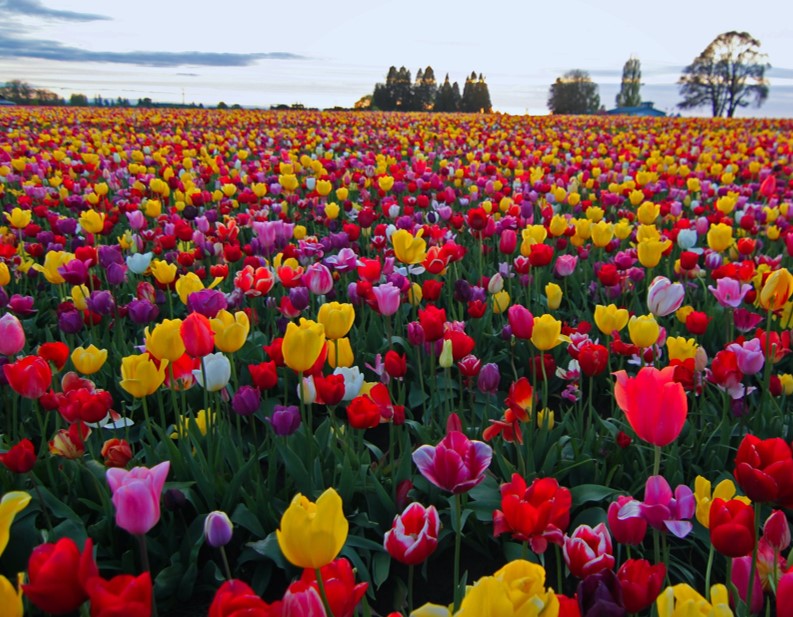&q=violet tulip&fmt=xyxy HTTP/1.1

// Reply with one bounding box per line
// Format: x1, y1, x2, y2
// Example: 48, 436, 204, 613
106, 461, 170, 535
